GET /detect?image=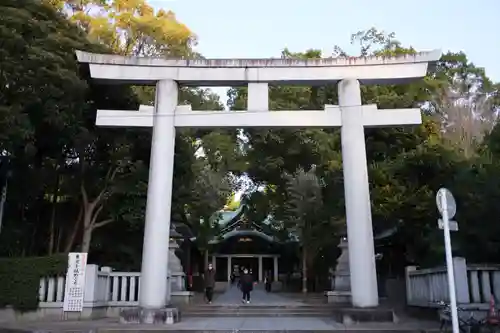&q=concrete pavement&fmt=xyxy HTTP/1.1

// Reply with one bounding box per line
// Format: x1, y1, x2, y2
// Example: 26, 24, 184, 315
213, 283, 306, 306
0, 286, 440, 332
